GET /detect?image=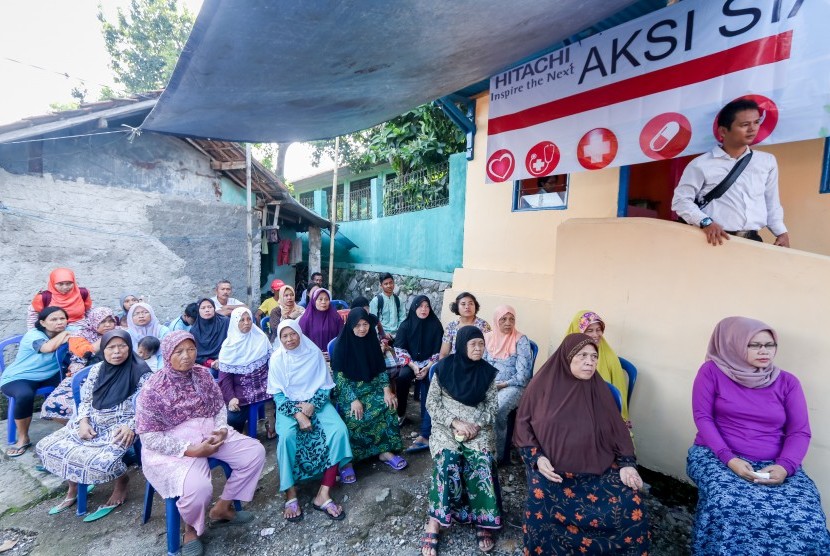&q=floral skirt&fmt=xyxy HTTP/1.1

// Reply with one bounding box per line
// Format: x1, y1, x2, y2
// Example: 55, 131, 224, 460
40, 376, 74, 421
687, 444, 830, 556
520, 448, 649, 556
428, 445, 502, 528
